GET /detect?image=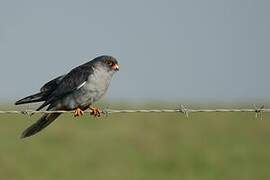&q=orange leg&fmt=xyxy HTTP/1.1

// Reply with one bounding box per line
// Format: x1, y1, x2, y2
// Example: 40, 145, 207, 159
74, 107, 84, 117
89, 106, 102, 117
